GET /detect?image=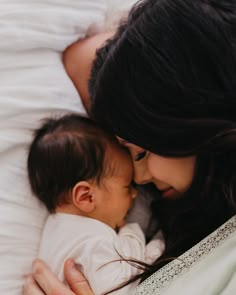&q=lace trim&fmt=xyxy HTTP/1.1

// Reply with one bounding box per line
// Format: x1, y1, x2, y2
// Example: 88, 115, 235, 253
133, 215, 236, 295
